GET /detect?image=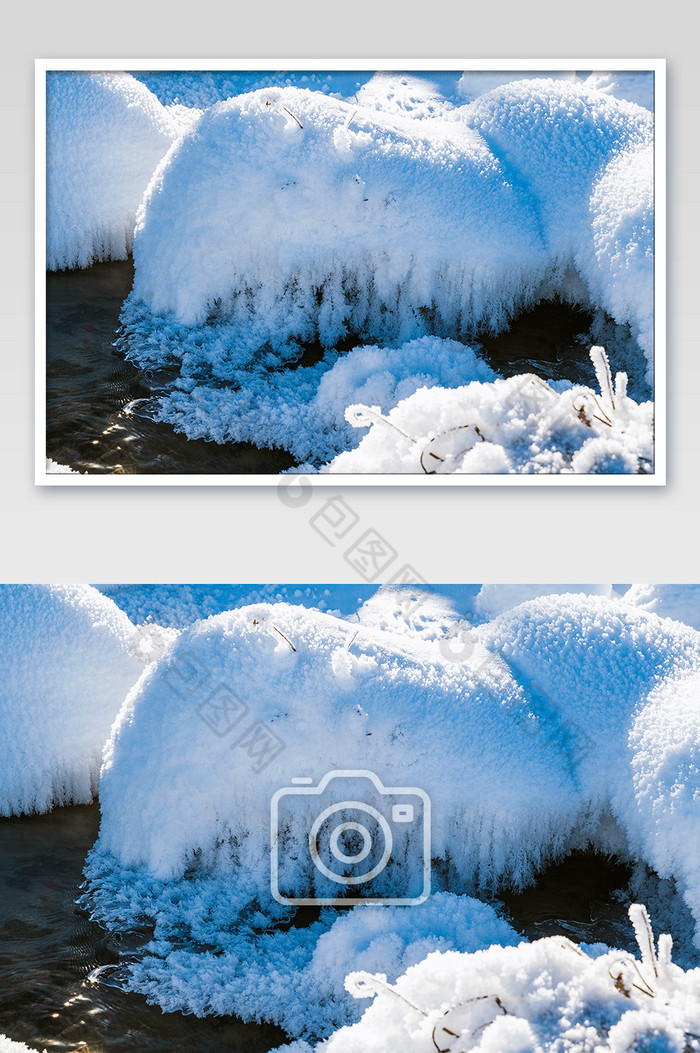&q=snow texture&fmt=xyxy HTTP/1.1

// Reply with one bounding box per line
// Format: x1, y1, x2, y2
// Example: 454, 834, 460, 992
121, 85, 546, 376
296, 911, 700, 1052
473, 584, 613, 620
98, 583, 378, 628
46, 72, 189, 270
0, 585, 144, 816
45, 457, 81, 474
119, 78, 654, 390
150, 337, 498, 463
457, 69, 654, 111
0, 1039, 45, 1053
83, 594, 700, 1032
115, 894, 518, 1038
623, 585, 700, 631
318, 361, 653, 474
